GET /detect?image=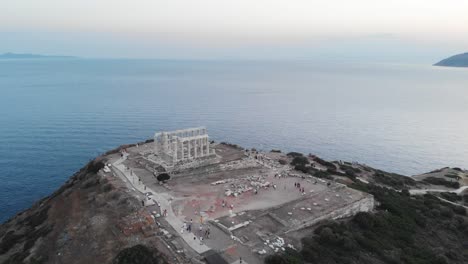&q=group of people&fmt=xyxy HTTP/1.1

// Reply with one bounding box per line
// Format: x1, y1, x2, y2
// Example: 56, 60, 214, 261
294, 182, 306, 194
221, 200, 234, 210
180, 219, 212, 245
181, 219, 193, 234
